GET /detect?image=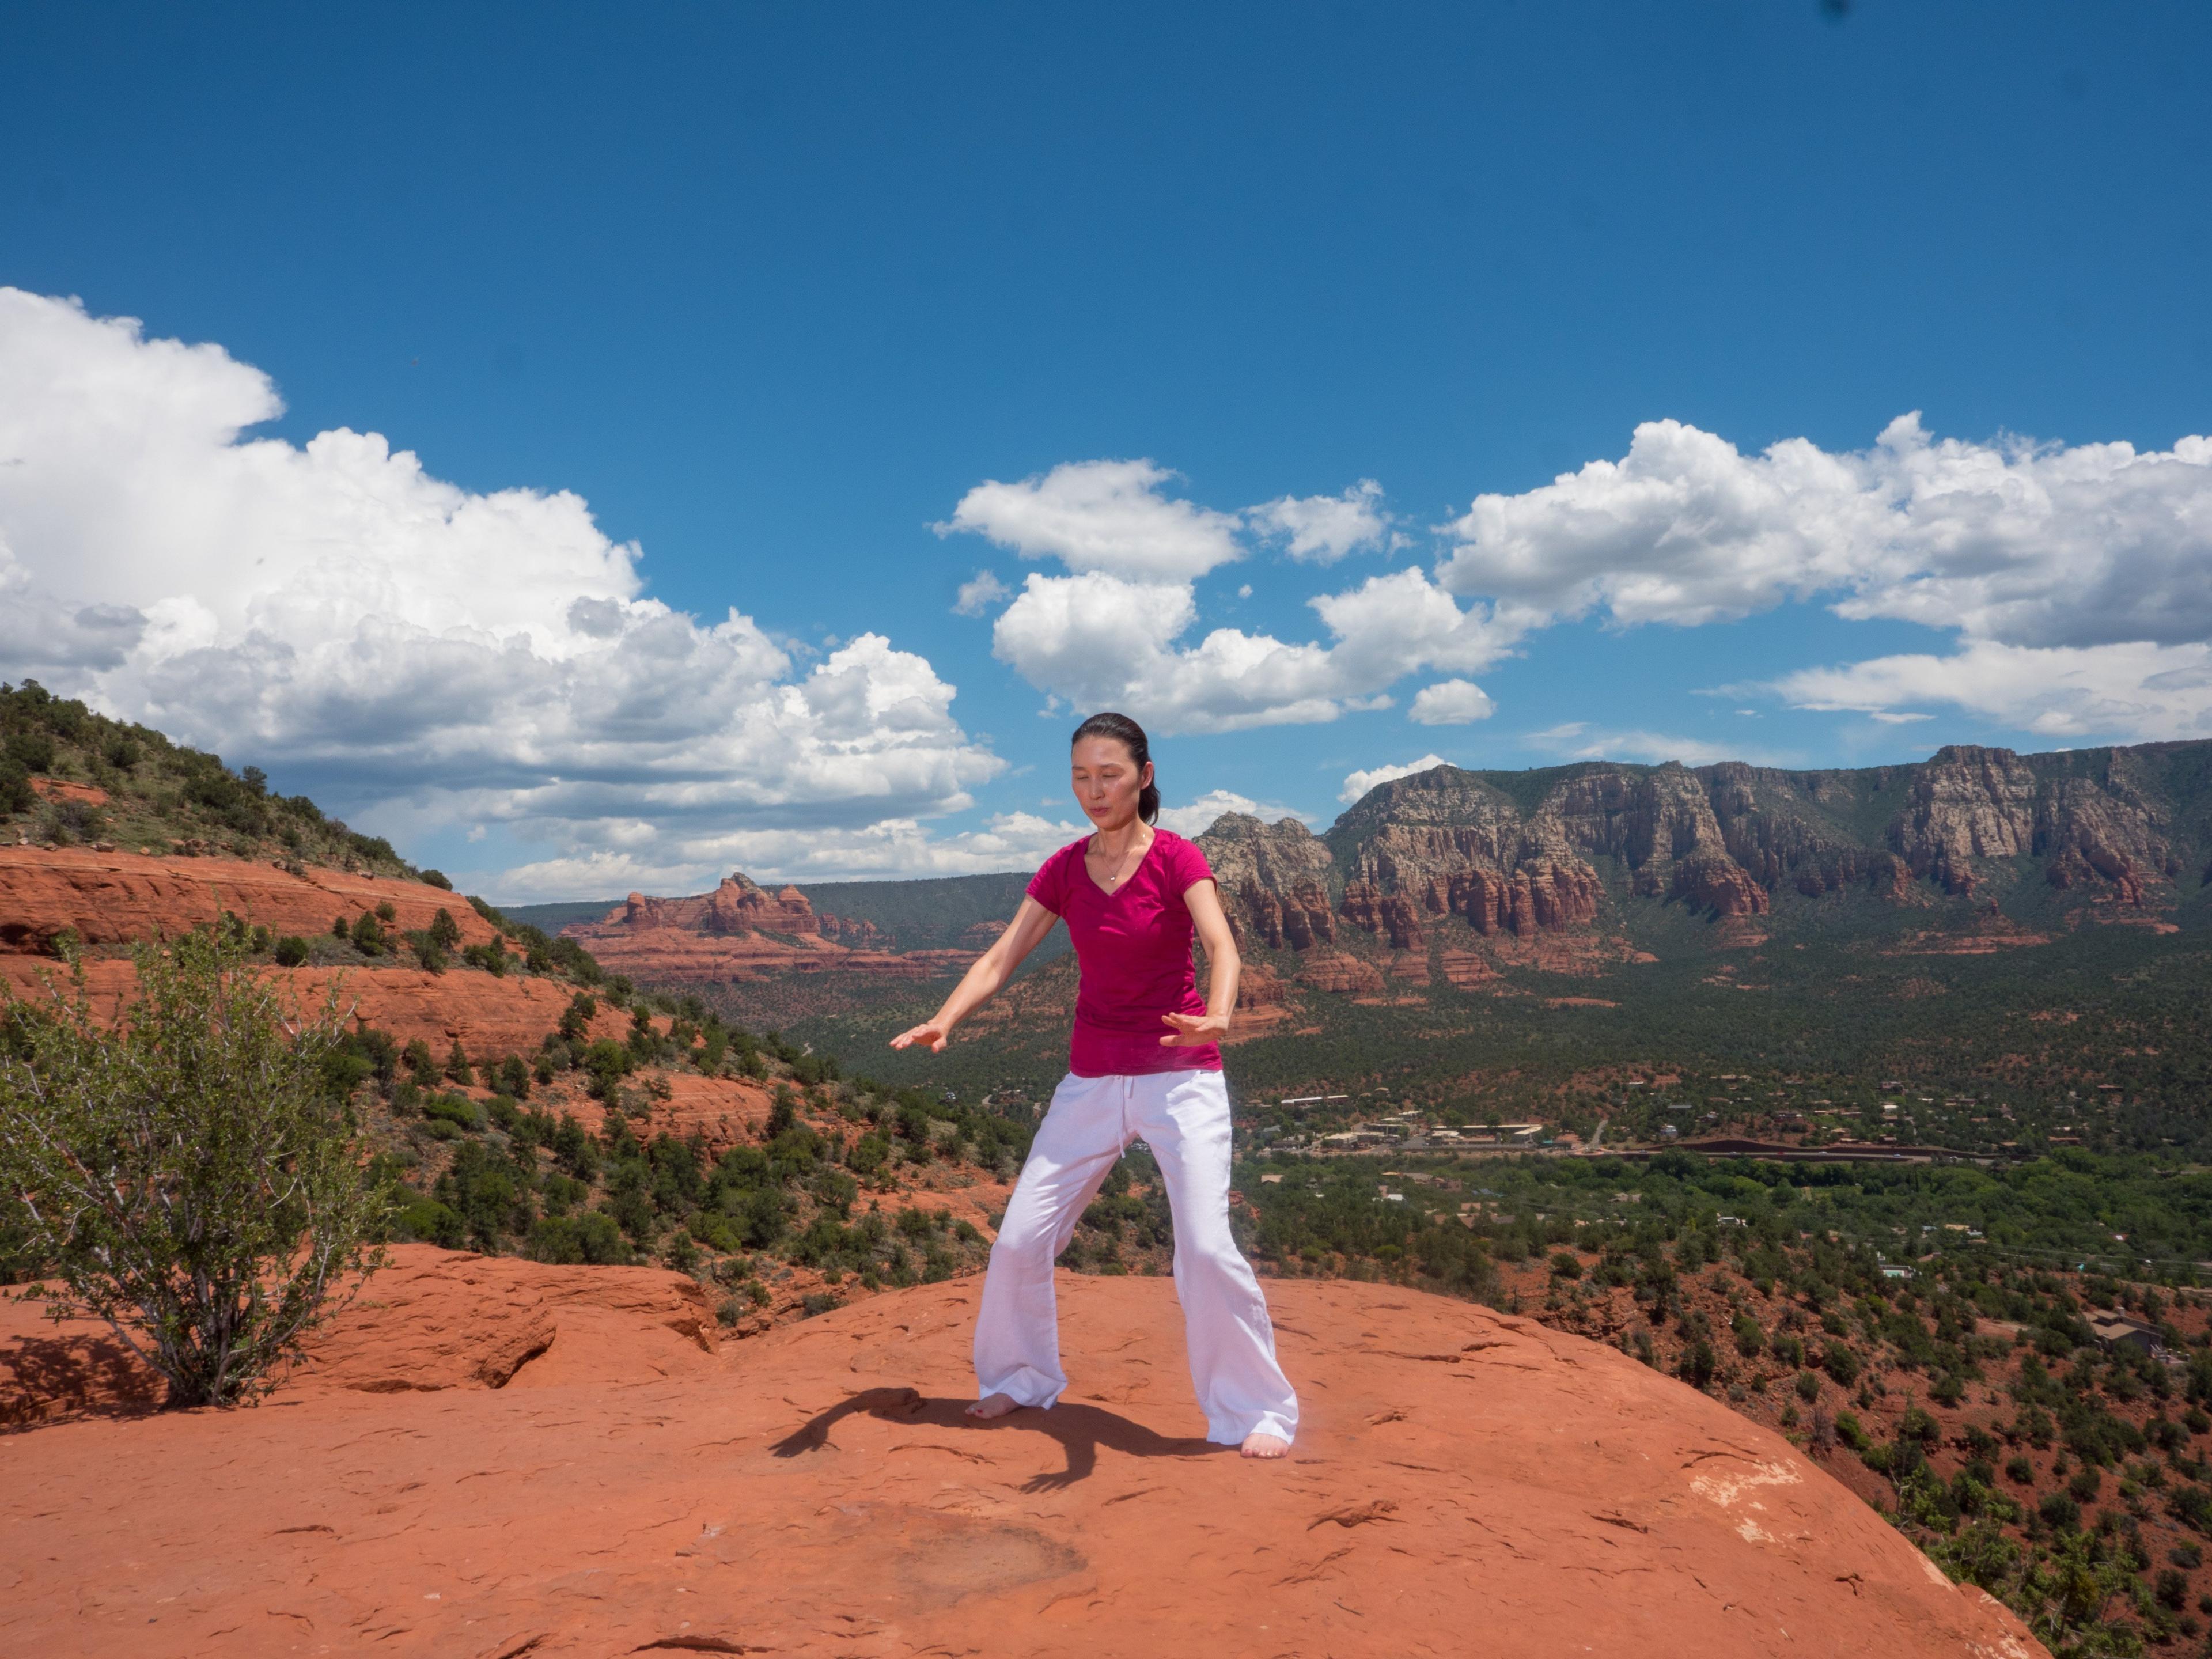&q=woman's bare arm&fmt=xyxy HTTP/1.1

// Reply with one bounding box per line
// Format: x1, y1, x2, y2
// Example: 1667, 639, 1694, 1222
889, 897, 1060, 1053
1161, 878, 1240, 1047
